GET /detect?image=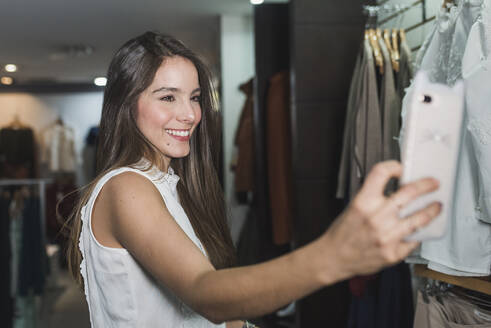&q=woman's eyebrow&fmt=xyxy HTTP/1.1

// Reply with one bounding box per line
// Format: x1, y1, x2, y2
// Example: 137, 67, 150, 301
152, 86, 179, 93
152, 87, 201, 94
